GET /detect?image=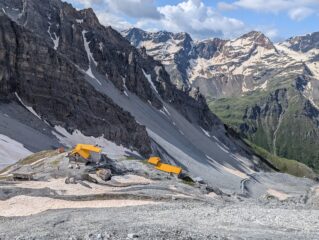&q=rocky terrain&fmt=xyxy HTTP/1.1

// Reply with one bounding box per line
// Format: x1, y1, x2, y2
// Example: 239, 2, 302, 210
1, 149, 319, 239
124, 28, 319, 170
0, 1, 319, 238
